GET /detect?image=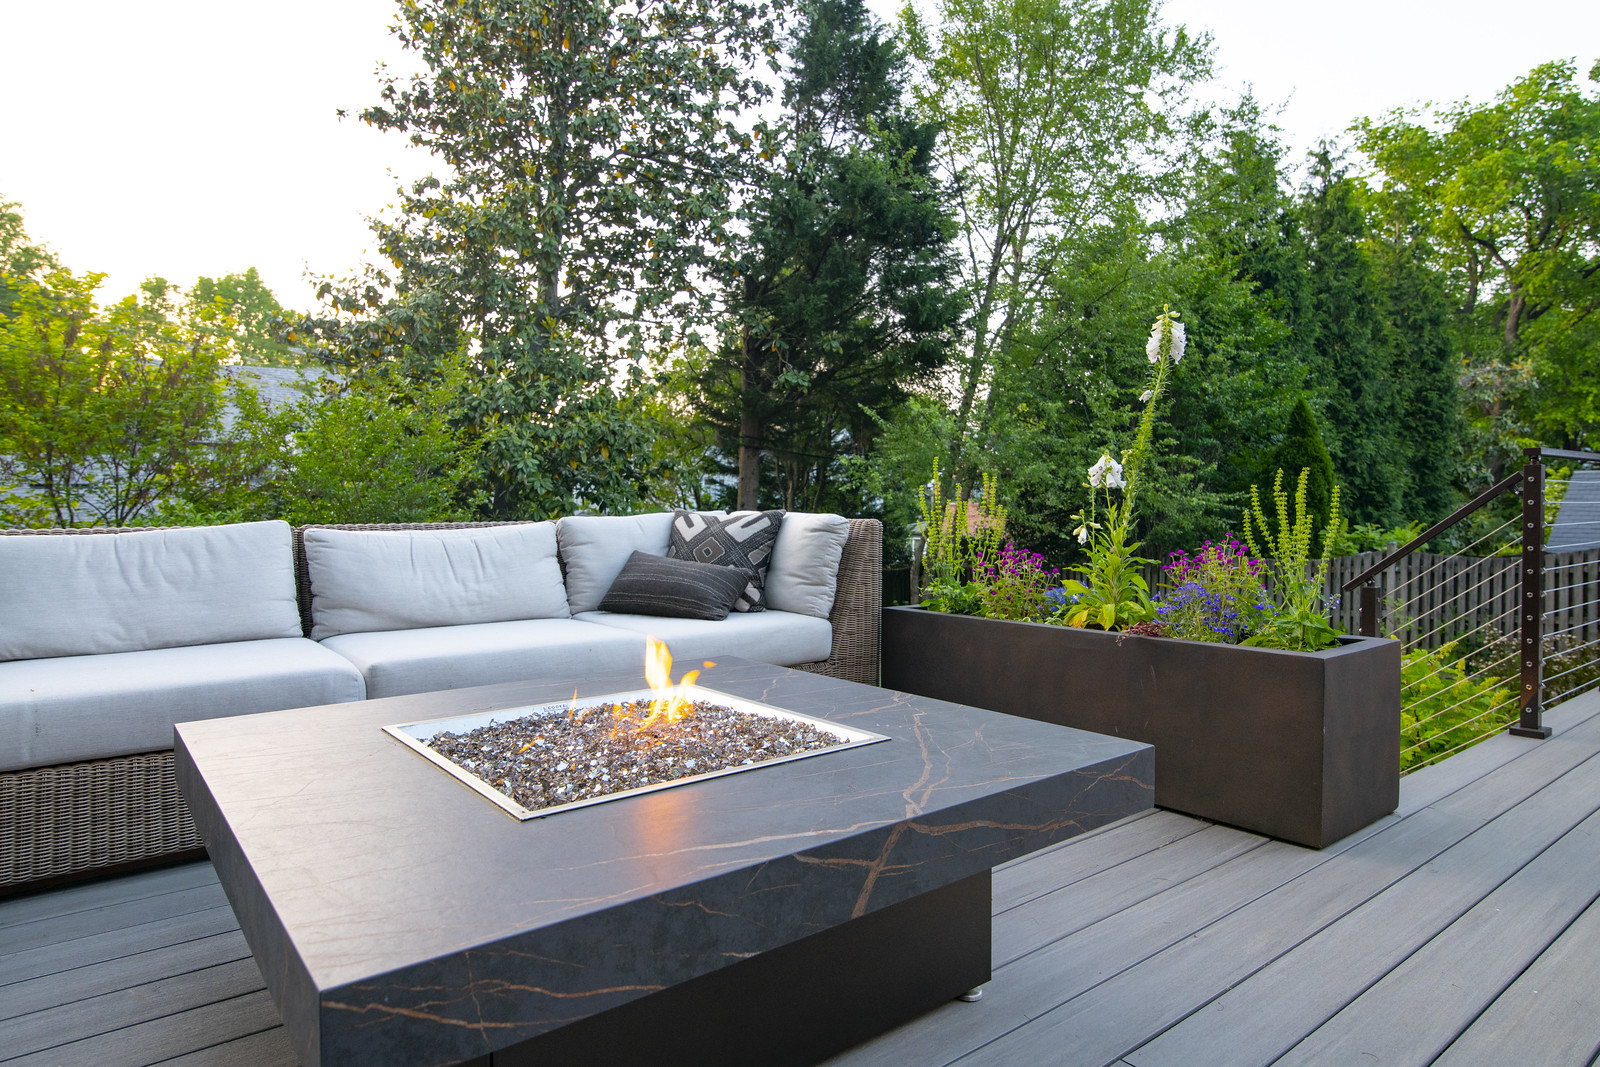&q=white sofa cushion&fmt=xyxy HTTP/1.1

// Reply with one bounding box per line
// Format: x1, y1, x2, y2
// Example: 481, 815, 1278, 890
319, 618, 651, 700
0, 638, 365, 772
304, 523, 568, 640
765, 513, 851, 619
556, 512, 674, 614
575, 609, 834, 667
0, 521, 302, 662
